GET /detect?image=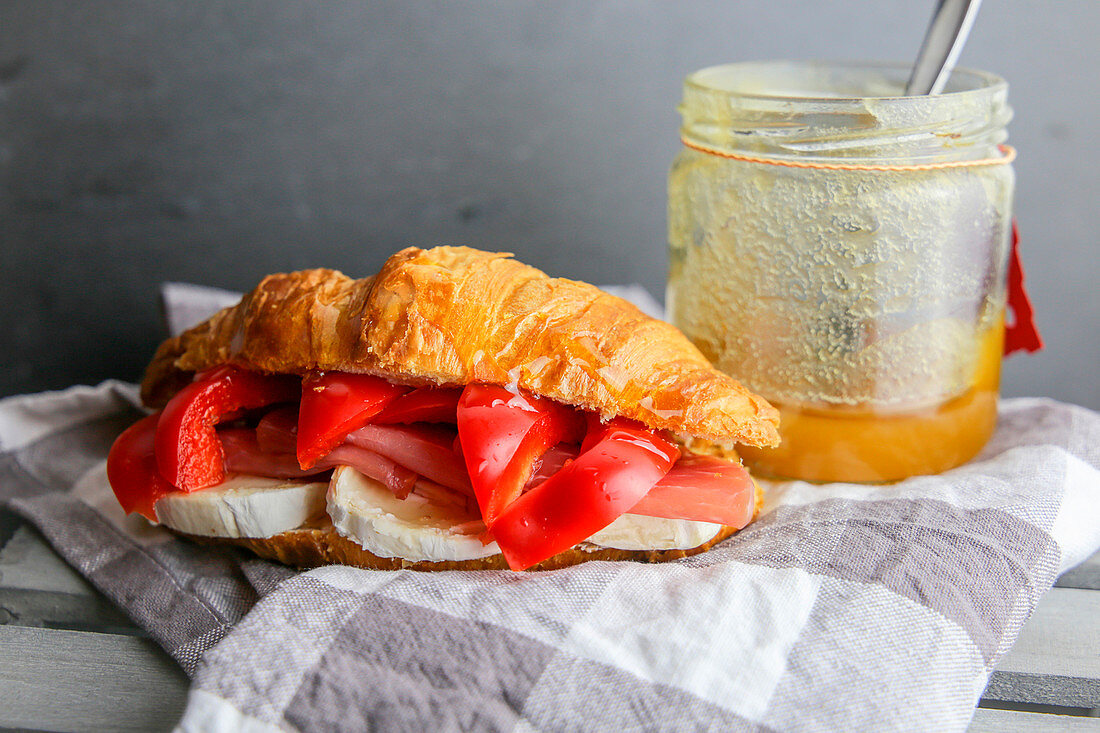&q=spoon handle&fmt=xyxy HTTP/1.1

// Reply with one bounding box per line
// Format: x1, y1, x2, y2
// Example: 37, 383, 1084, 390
906, 0, 984, 96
